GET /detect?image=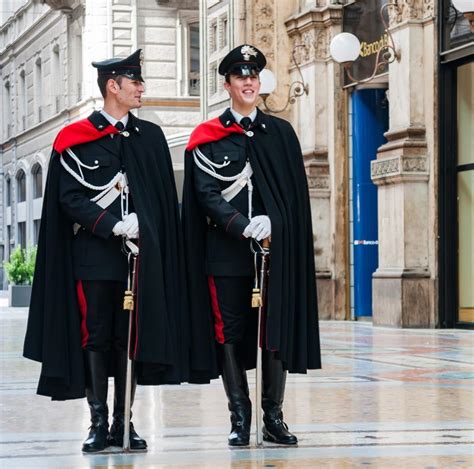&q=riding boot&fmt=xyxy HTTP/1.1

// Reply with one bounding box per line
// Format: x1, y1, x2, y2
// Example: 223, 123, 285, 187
108, 348, 147, 450
219, 343, 252, 446
262, 349, 297, 445
82, 350, 110, 452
